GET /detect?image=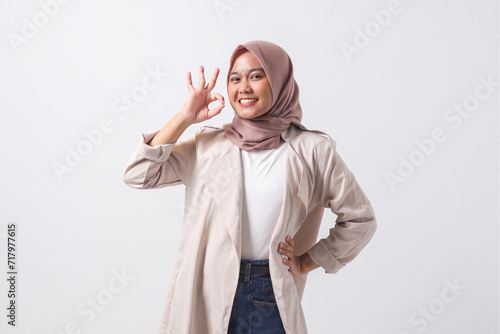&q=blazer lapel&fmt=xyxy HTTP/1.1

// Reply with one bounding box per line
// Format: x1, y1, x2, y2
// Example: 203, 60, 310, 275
281, 125, 310, 218
274, 126, 310, 242
199, 136, 244, 257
